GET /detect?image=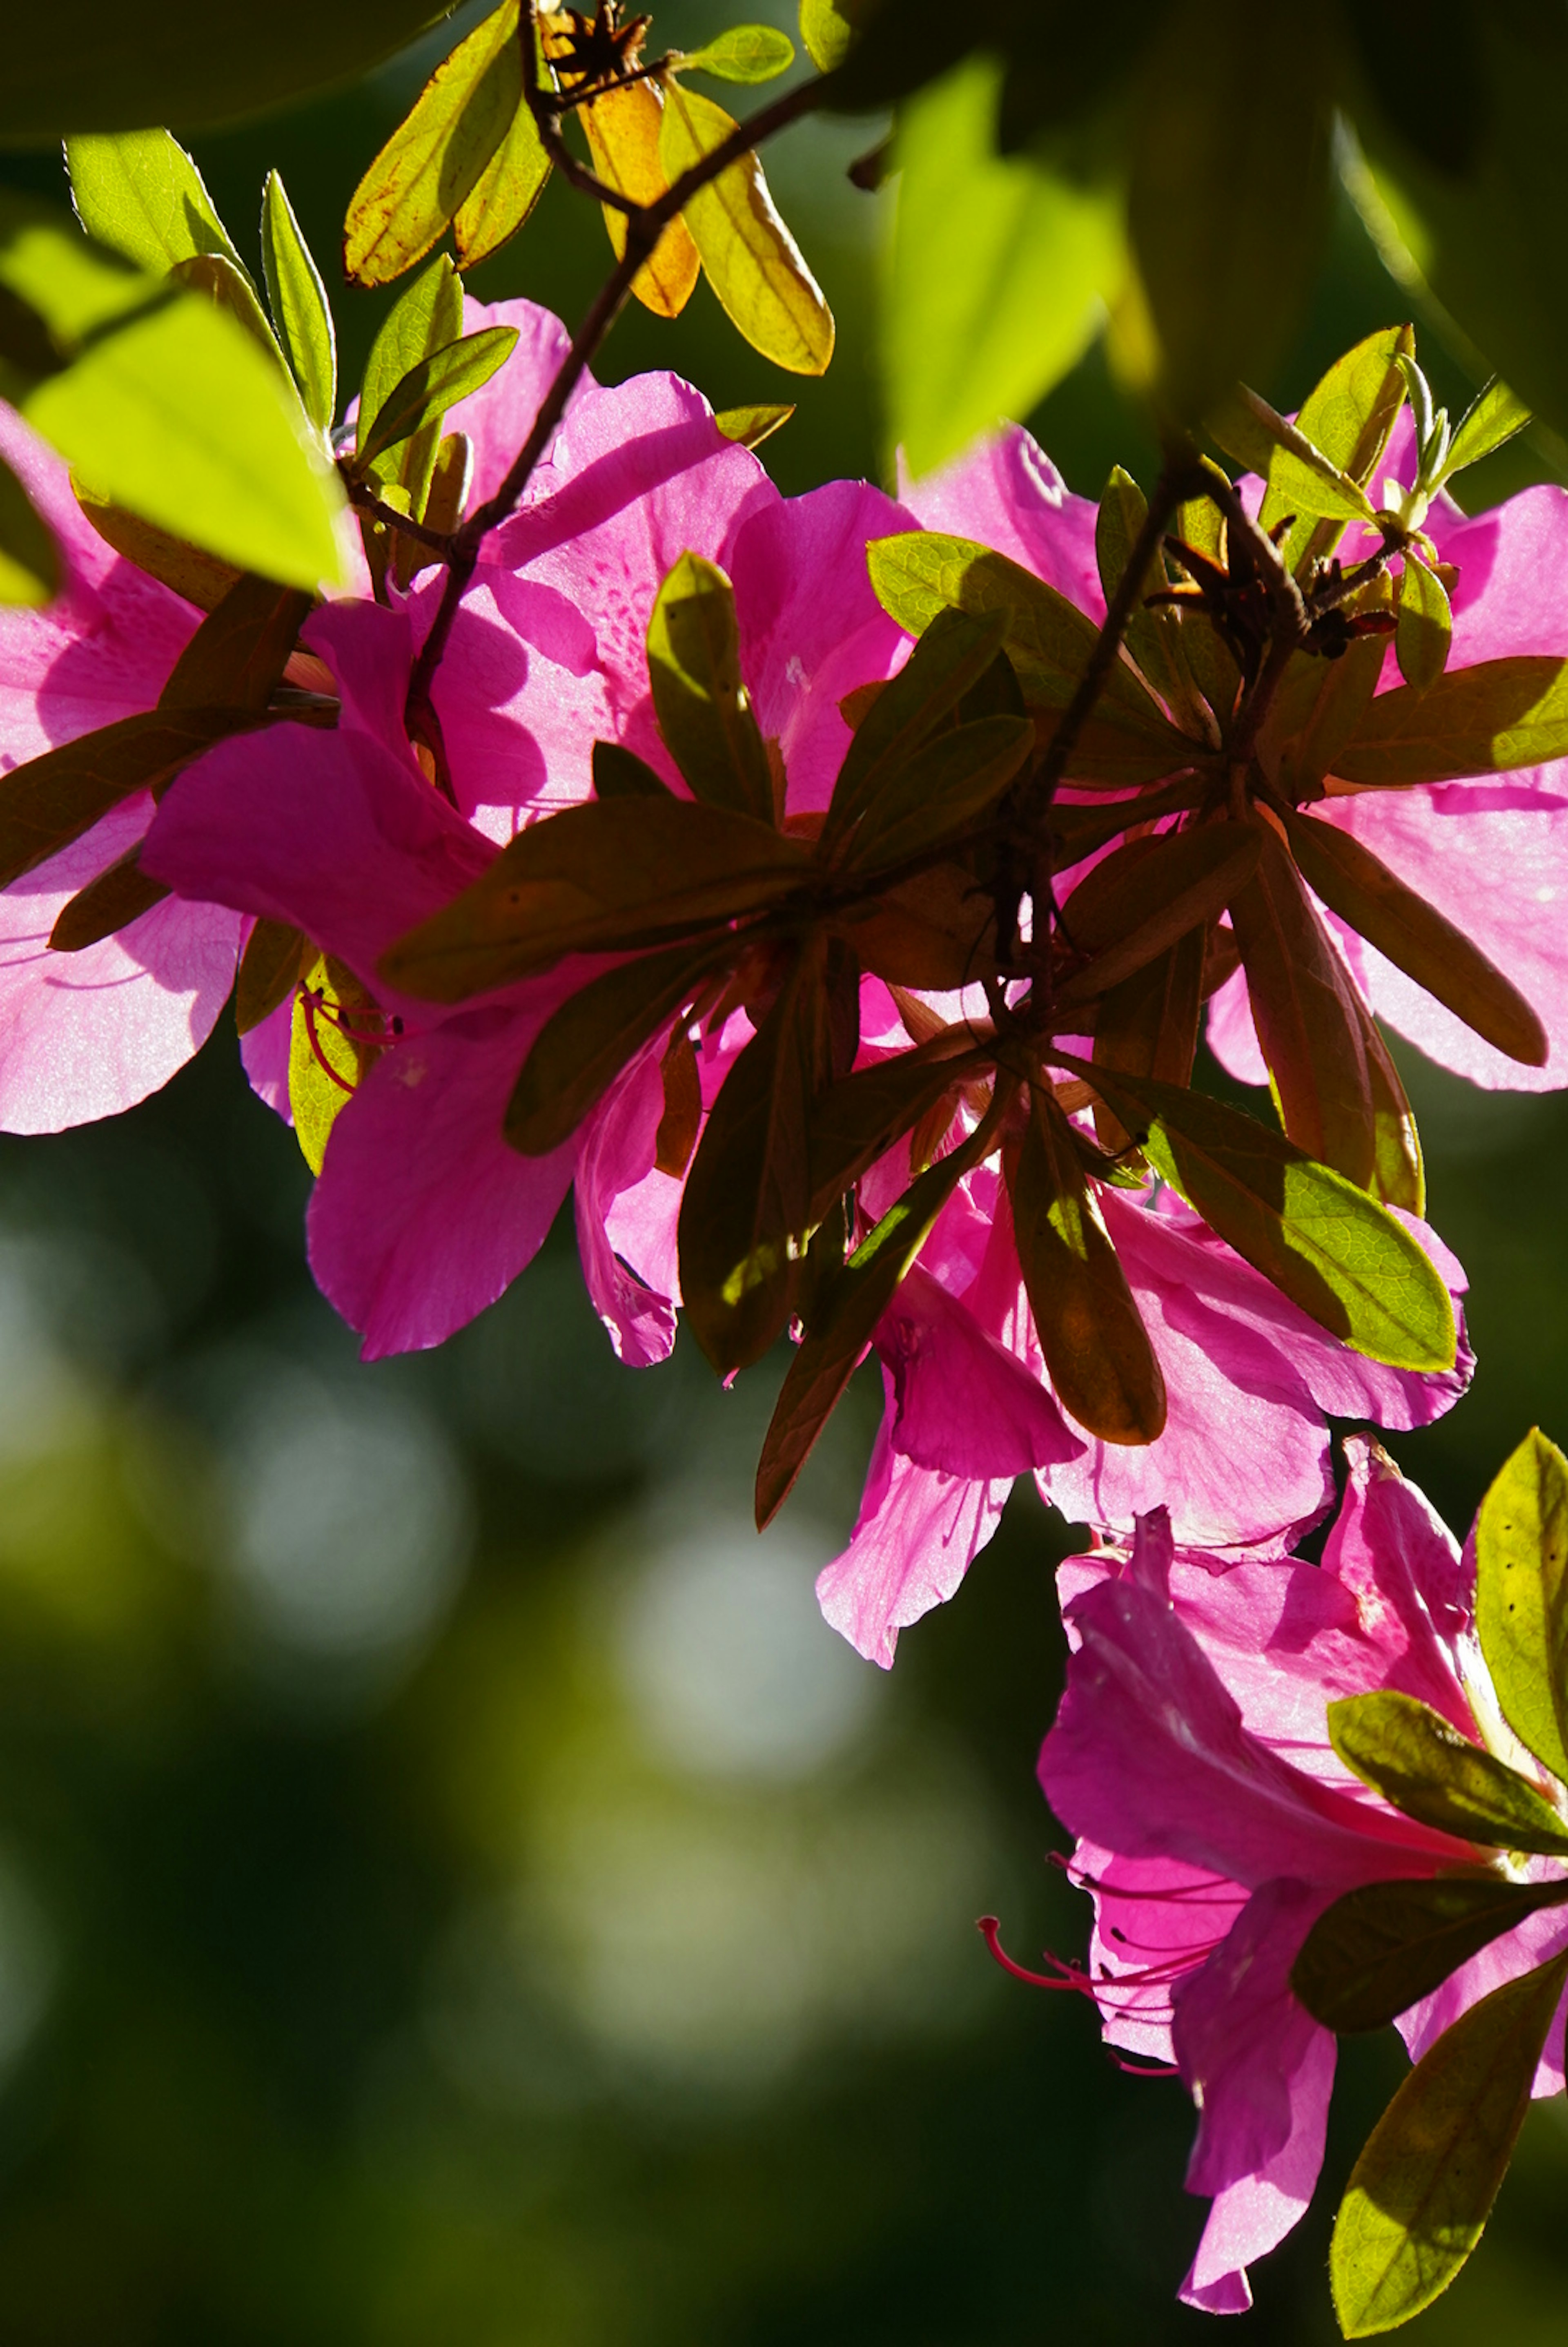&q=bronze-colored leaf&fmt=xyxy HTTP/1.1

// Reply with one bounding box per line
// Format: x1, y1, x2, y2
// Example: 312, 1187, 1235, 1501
235, 917, 307, 1034
158, 571, 312, 714
506, 937, 730, 1157
1090, 927, 1204, 1153
49, 841, 168, 949
1055, 820, 1261, 1008
655, 1024, 702, 1176
0, 705, 261, 891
